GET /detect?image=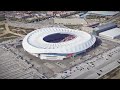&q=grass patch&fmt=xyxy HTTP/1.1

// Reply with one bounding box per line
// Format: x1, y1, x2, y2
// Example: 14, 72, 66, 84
9, 26, 34, 30
64, 25, 82, 29
0, 37, 18, 43
0, 24, 5, 28
0, 25, 5, 31
9, 26, 34, 34
0, 33, 18, 38
25, 29, 34, 33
